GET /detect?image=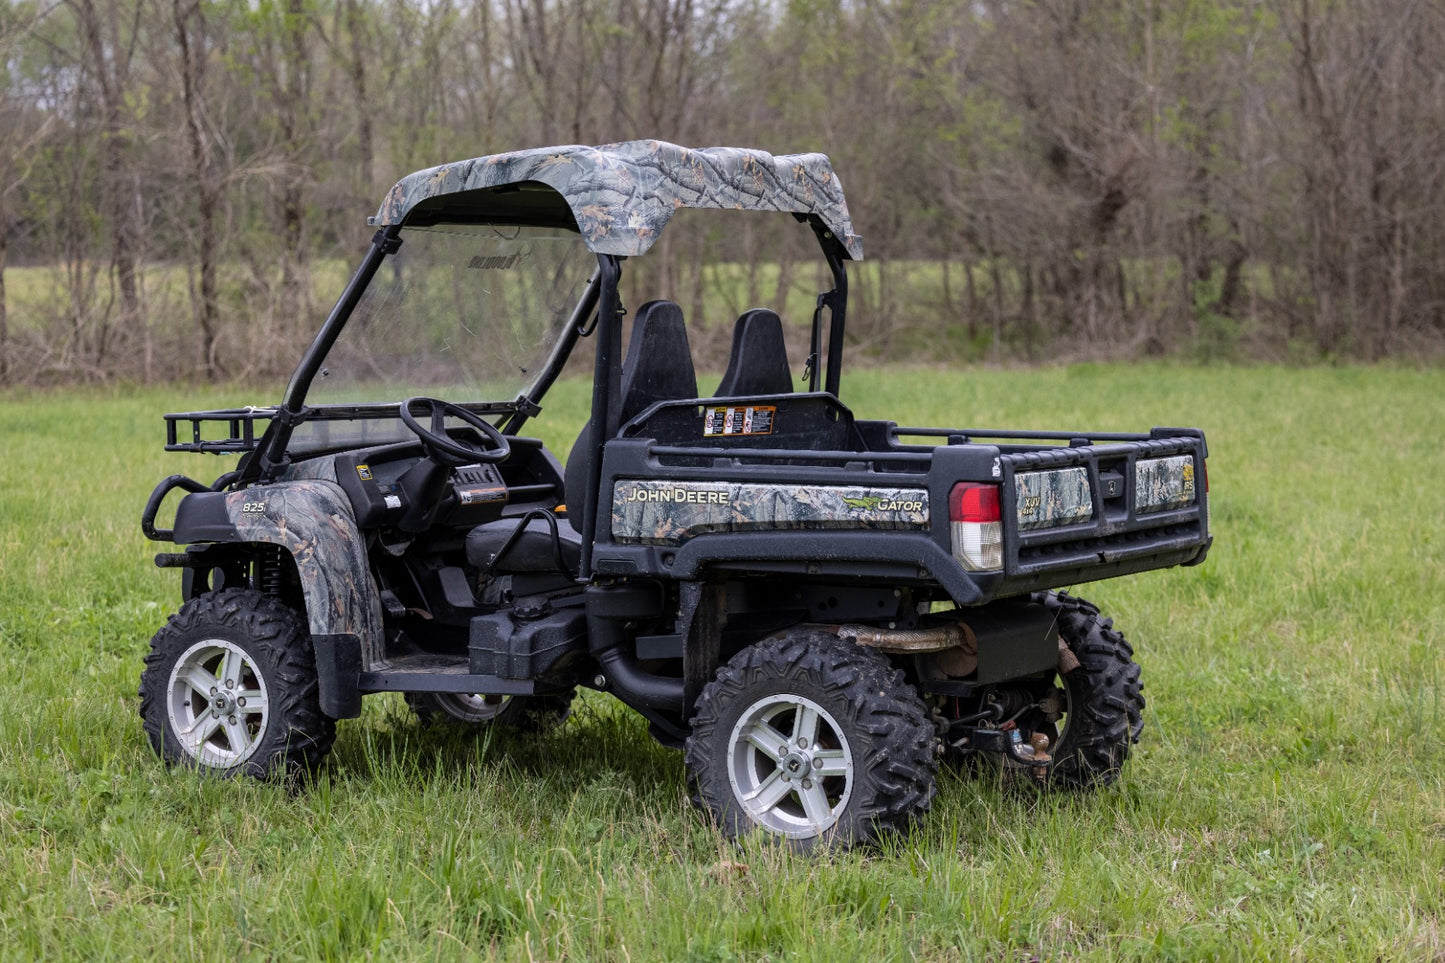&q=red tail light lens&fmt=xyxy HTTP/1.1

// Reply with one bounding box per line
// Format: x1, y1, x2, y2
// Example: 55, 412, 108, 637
949, 482, 1003, 571
949, 483, 1001, 523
